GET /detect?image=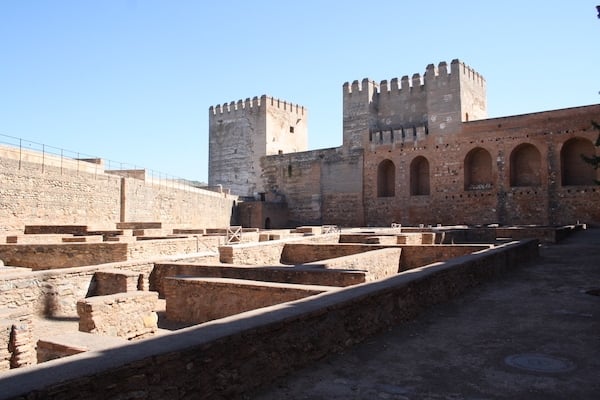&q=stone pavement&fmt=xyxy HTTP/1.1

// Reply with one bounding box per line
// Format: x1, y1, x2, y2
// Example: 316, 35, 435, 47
250, 228, 600, 400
